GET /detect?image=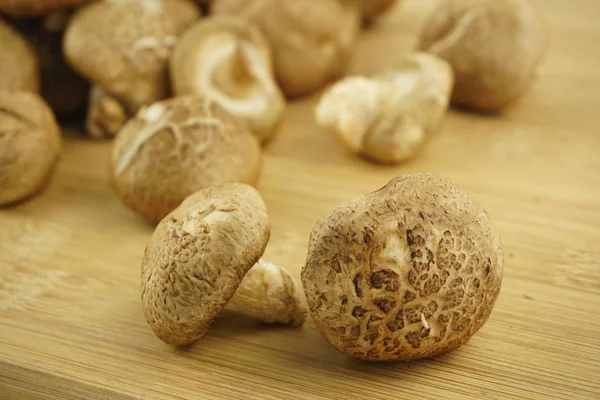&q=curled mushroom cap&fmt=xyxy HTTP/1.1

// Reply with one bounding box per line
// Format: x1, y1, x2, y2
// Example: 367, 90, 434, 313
0, 0, 92, 18
0, 90, 61, 206
302, 173, 503, 361
110, 95, 262, 224
142, 183, 271, 345
170, 16, 285, 143
0, 18, 40, 93
416, 0, 546, 112
316, 52, 453, 164
212, 0, 360, 97
63, 0, 200, 135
